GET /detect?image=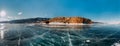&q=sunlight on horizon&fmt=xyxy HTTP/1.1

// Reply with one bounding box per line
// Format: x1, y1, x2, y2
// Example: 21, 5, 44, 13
0, 10, 6, 17
0, 10, 11, 21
